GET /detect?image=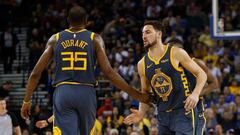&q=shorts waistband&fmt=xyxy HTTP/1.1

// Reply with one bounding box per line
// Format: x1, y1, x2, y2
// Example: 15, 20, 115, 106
54, 81, 95, 87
